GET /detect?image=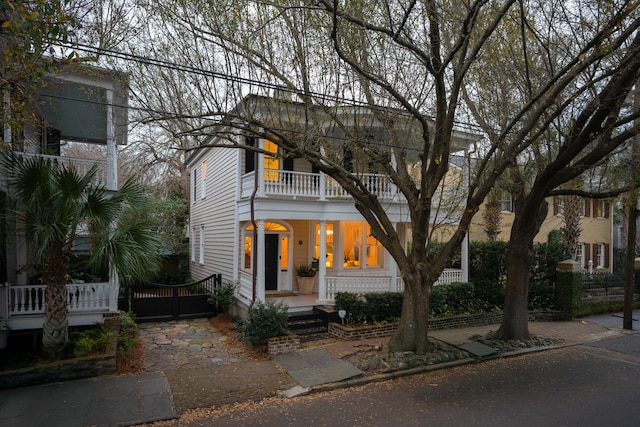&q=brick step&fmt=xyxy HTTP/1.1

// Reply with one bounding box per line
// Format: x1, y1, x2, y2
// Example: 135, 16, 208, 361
293, 326, 328, 336
288, 318, 326, 329
299, 332, 330, 344
287, 309, 328, 335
